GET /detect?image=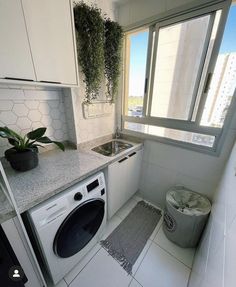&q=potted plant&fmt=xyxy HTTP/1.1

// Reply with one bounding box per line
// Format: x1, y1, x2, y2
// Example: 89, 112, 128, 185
73, 2, 105, 102
104, 19, 123, 102
0, 127, 65, 172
